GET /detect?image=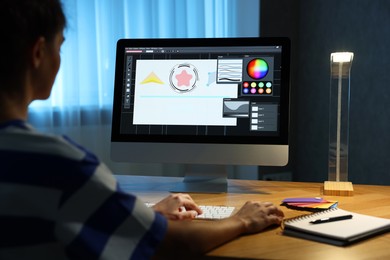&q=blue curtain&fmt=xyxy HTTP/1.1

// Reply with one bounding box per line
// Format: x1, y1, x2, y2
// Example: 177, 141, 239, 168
28, 0, 259, 129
